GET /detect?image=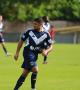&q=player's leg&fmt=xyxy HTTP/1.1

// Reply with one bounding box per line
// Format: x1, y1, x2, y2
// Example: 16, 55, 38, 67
43, 55, 47, 64
1, 42, 8, 54
14, 69, 30, 90
31, 66, 38, 90
1, 41, 11, 56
